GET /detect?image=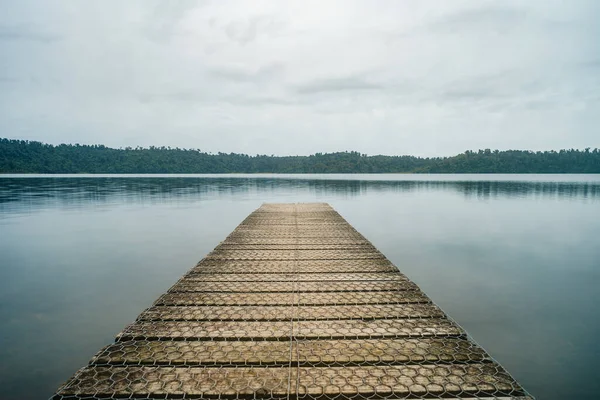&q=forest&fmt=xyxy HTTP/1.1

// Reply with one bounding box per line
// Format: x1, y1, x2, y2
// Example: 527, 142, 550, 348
1, 138, 599, 173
